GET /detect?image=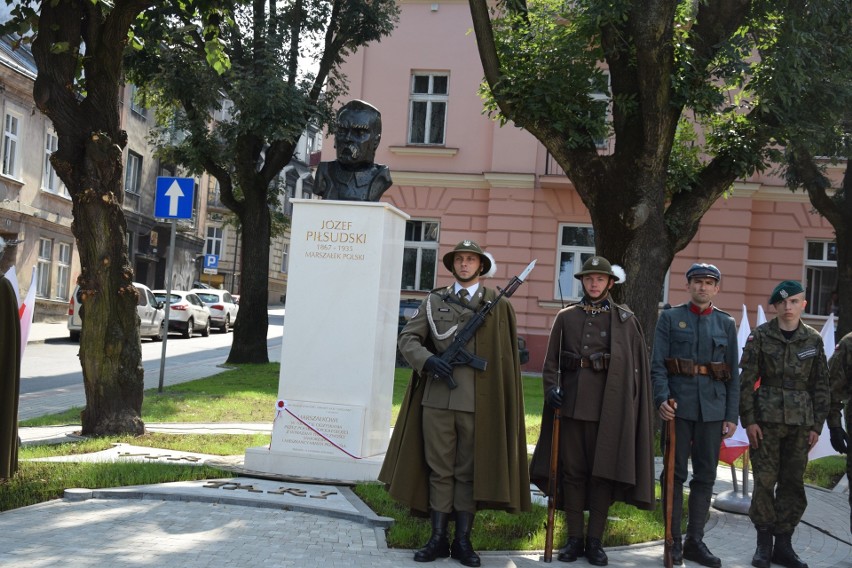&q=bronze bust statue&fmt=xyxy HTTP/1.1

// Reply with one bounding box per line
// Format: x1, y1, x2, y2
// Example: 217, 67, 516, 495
314, 100, 392, 202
